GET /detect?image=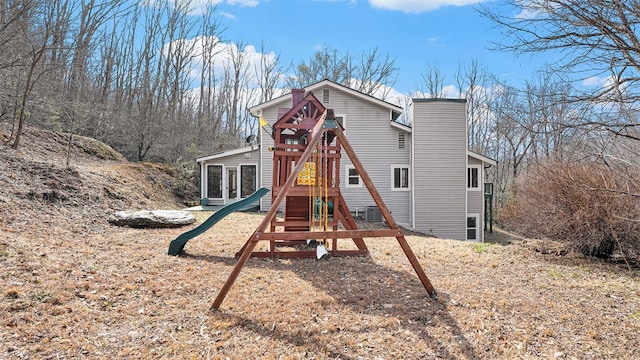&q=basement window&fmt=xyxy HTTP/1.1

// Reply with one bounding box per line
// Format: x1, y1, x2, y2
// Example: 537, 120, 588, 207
467, 215, 479, 241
